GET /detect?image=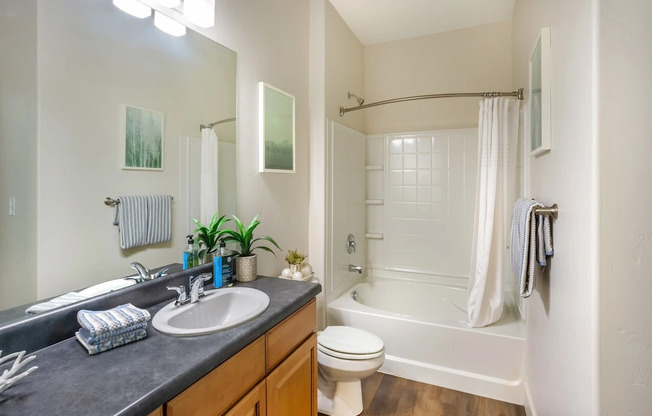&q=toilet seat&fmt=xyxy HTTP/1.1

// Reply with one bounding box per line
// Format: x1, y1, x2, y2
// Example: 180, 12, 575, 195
318, 326, 384, 360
